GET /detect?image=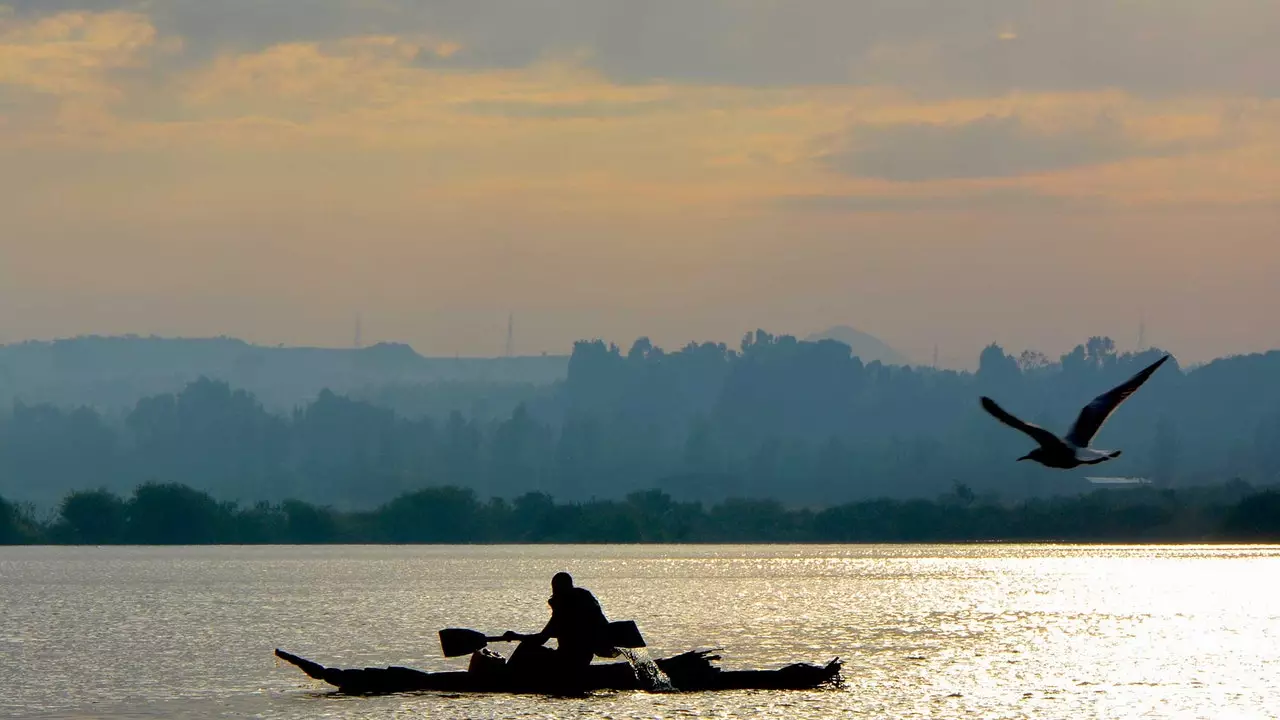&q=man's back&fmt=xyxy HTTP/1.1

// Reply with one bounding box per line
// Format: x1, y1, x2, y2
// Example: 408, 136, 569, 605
548, 586, 609, 654
500, 572, 611, 682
